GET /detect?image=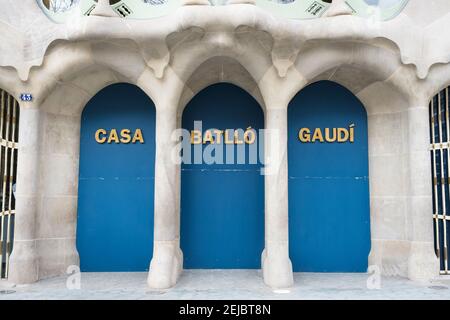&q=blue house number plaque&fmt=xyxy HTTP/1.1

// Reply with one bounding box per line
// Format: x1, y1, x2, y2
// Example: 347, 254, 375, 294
20, 93, 33, 102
